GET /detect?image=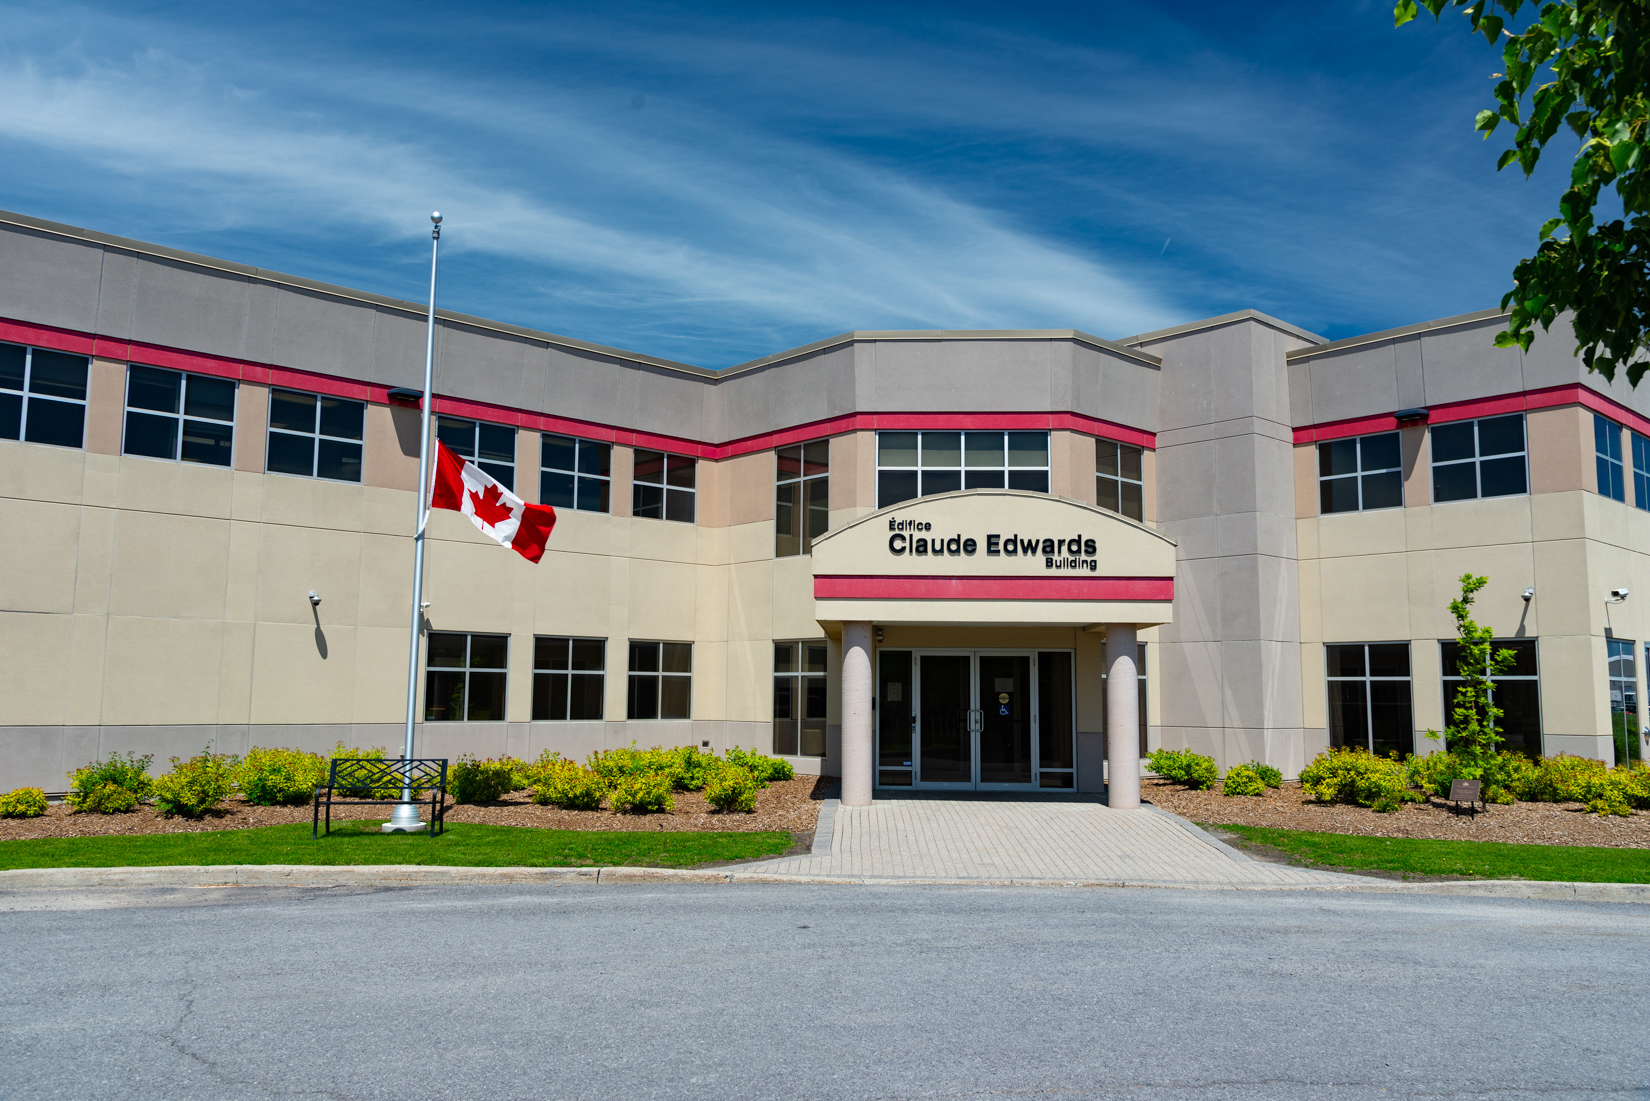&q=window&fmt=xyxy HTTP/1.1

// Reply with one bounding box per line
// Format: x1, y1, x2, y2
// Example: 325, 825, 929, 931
1095, 439, 1144, 521
532, 637, 604, 721
1634, 433, 1650, 510
632, 450, 695, 522
267, 389, 364, 482
123, 365, 235, 466
1595, 414, 1626, 502
541, 433, 611, 513
1431, 414, 1527, 502
777, 441, 829, 556
424, 632, 508, 721
774, 641, 828, 756
1441, 639, 1541, 757
438, 415, 515, 490
1325, 644, 1413, 757
0, 342, 87, 448
1038, 651, 1075, 788
877, 651, 914, 786
877, 430, 1049, 508
628, 641, 691, 719
1100, 640, 1148, 759
1611, 639, 1640, 764
1319, 431, 1402, 513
